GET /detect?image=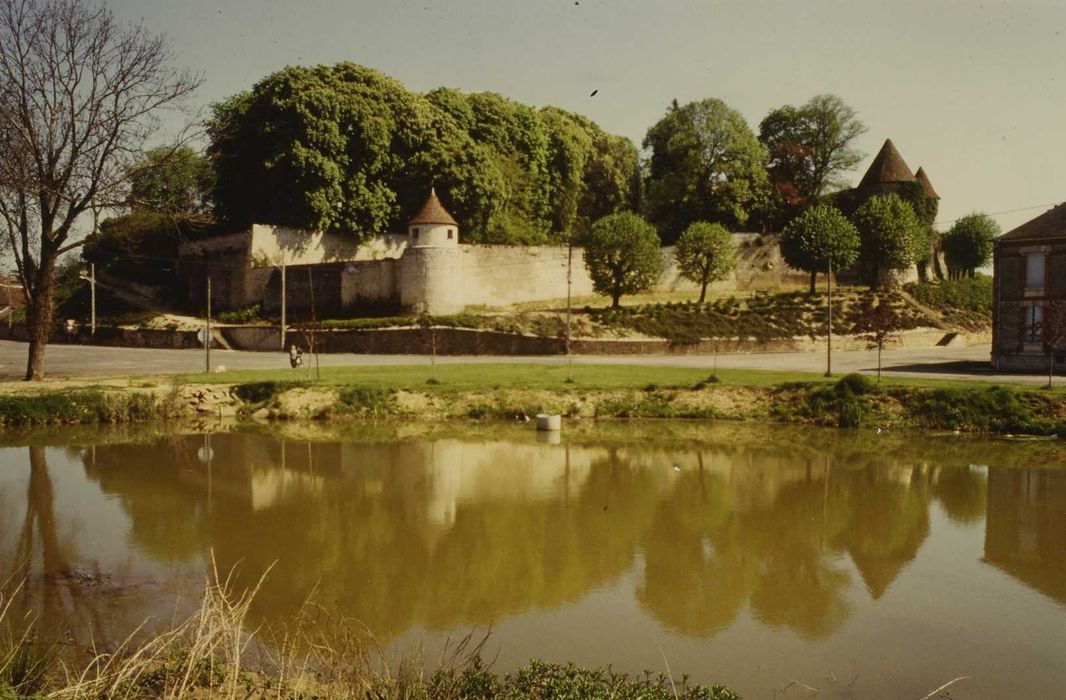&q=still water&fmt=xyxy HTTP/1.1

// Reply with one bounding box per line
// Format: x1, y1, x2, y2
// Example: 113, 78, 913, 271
1, 422, 1065, 699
